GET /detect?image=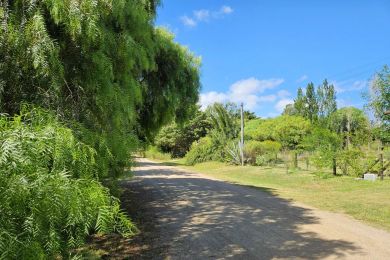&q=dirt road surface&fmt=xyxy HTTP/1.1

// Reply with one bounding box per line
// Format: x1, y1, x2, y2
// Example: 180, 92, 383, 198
101, 158, 390, 259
